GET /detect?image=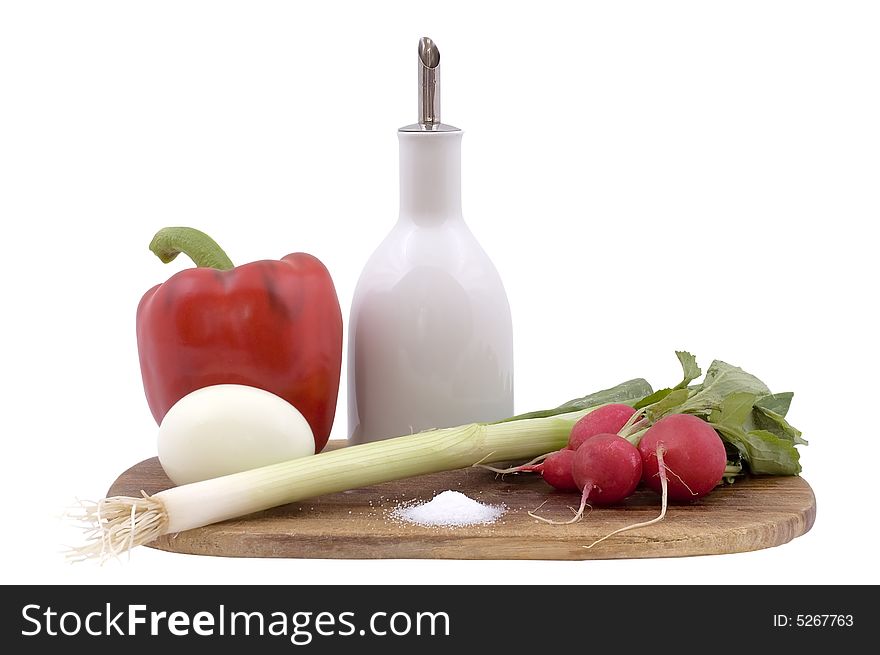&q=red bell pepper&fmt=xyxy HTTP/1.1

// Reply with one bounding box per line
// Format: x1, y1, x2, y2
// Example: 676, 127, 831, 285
136, 227, 343, 452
